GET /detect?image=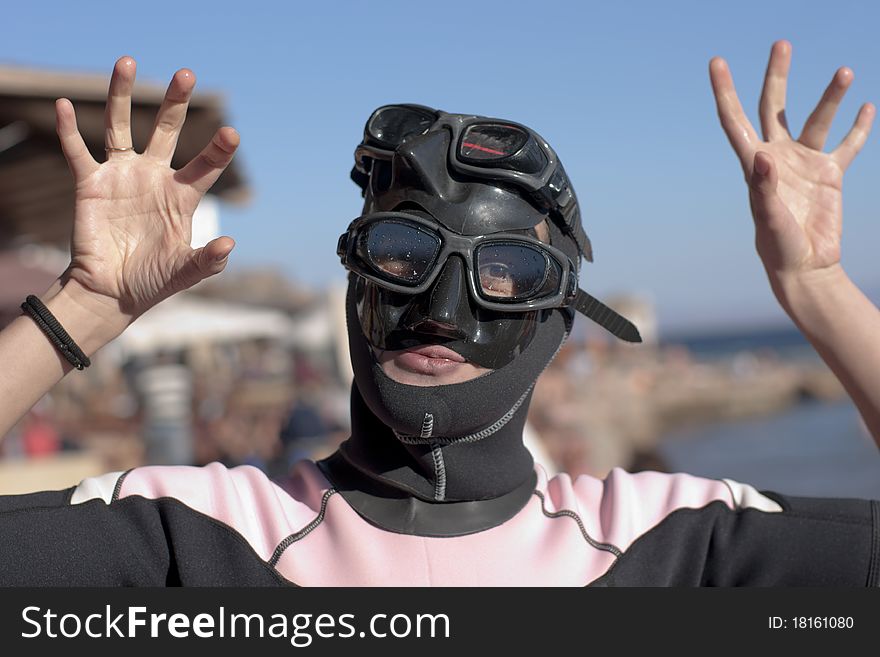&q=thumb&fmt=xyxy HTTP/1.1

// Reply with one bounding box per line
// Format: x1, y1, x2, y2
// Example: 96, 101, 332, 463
185, 236, 235, 283
747, 151, 807, 274
748, 151, 789, 231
